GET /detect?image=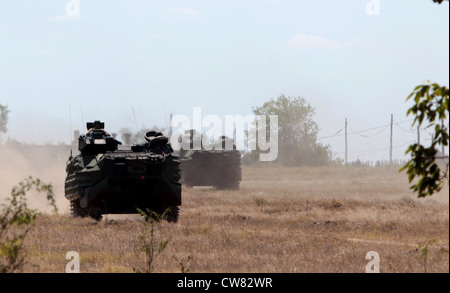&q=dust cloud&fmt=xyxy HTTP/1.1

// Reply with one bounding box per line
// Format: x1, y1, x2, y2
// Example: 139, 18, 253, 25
0, 144, 71, 214
1, 142, 447, 216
